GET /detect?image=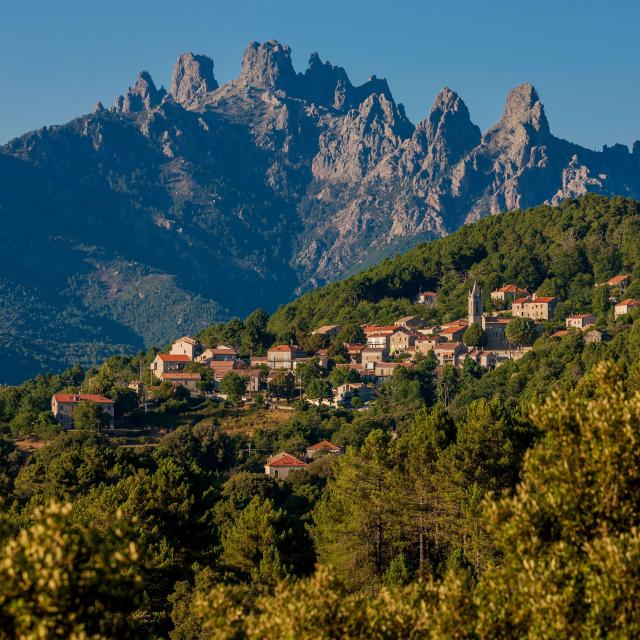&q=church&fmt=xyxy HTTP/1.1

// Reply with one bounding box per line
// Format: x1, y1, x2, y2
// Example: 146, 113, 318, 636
468, 282, 511, 350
